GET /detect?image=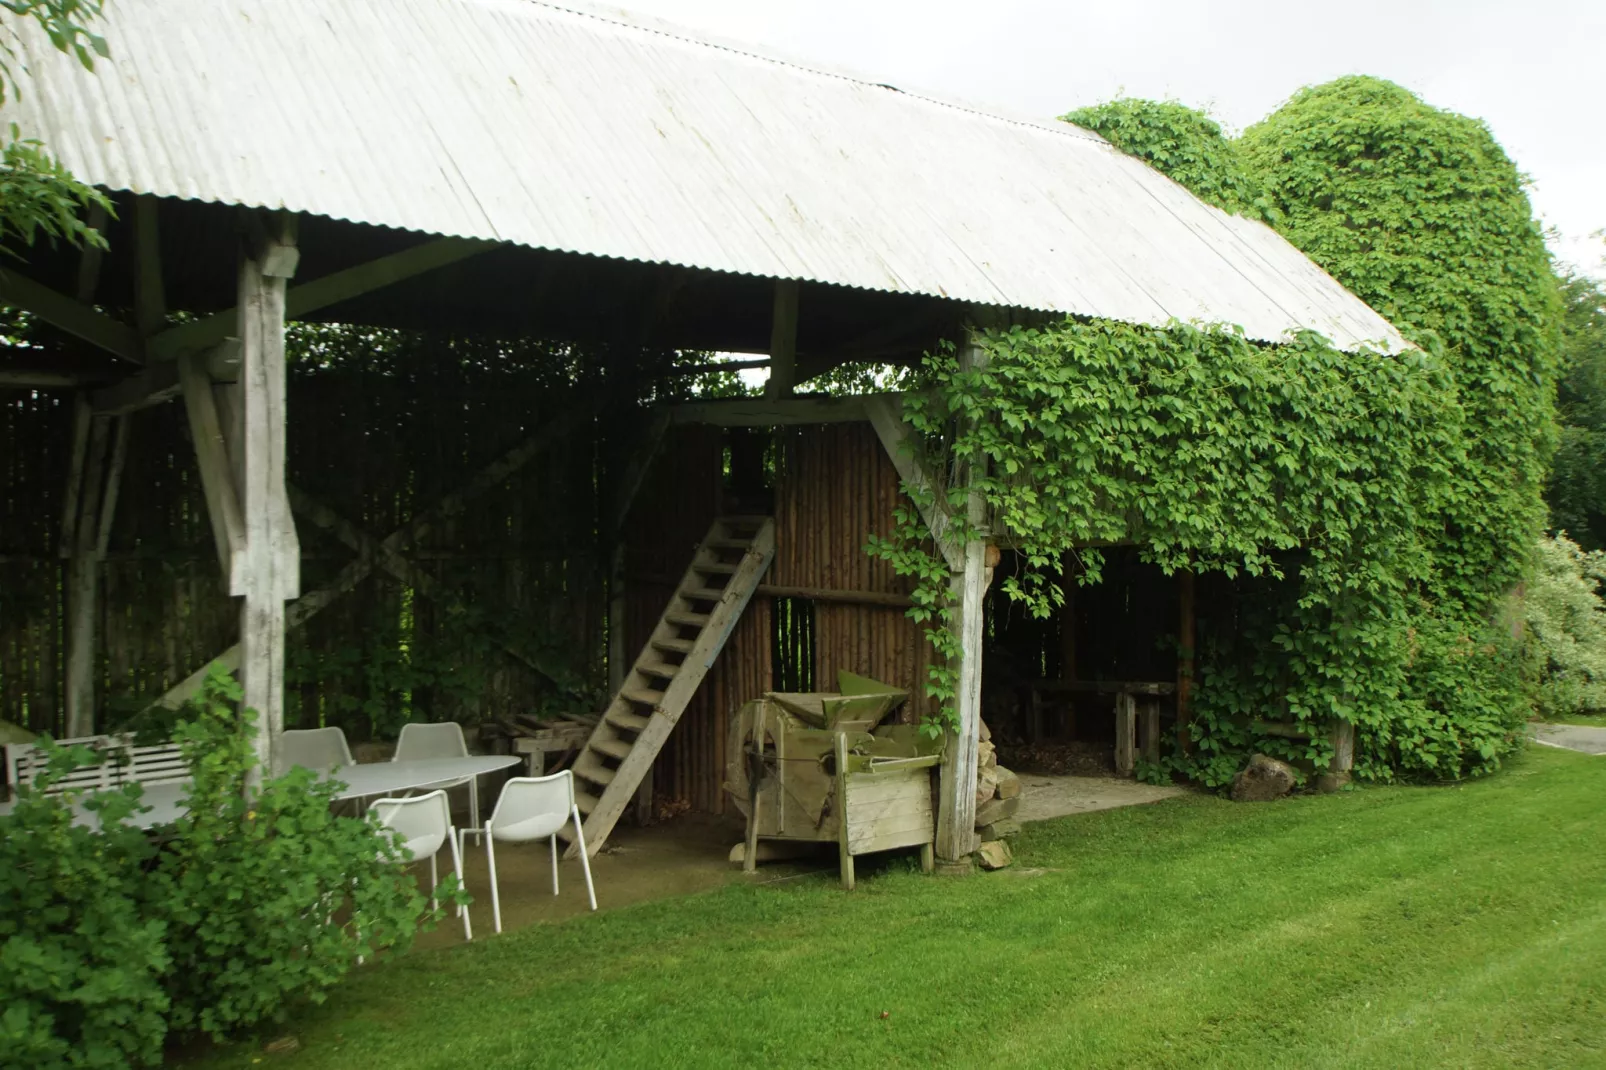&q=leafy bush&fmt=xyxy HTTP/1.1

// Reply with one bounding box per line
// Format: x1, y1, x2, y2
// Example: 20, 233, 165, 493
0, 669, 448, 1065
0, 746, 168, 1070
1524, 533, 1606, 718
154, 668, 440, 1040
